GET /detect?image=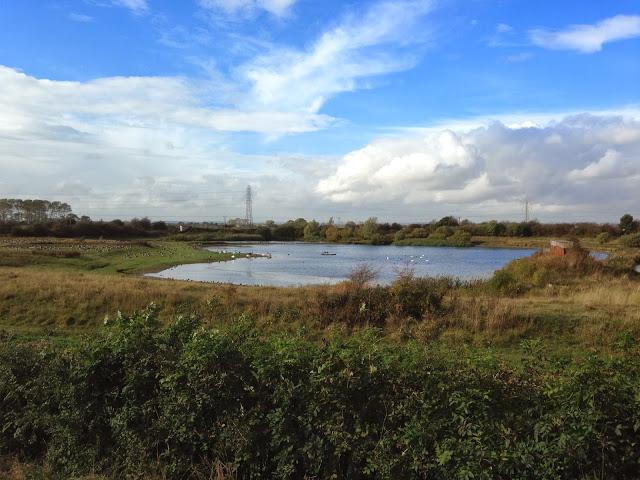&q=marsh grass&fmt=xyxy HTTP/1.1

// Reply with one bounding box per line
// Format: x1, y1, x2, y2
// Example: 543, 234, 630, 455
1, 236, 639, 353
0, 237, 235, 274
